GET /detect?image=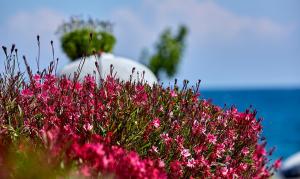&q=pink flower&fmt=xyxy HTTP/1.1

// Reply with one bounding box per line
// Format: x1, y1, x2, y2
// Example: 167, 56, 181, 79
170, 90, 177, 97
84, 75, 96, 85
273, 159, 282, 169
74, 82, 82, 91
207, 133, 217, 144
151, 118, 160, 128
80, 165, 91, 177
256, 145, 267, 156
175, 135, 185, 148
170, 161, 183, 177
241, 147, 249, 155
150, 145, 159, 153
158, 159, 165, 168
192, 120, 206, 135
38, 91, 49, 102
44, 74, 55, 82
181, 148, 191, 158
83, 123, 93, 131
172, 120, 181, 131
21, 88, 33, 97
160, 133, 172, 143
239, 163, 248, 170
187, 158, 196, 168
216, 144, 225, 158
220, 167, 228, 176
193, 145, 204, 154
216, 144, 225, 152
225, 156, 231, 162
33, 74, 41, 81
